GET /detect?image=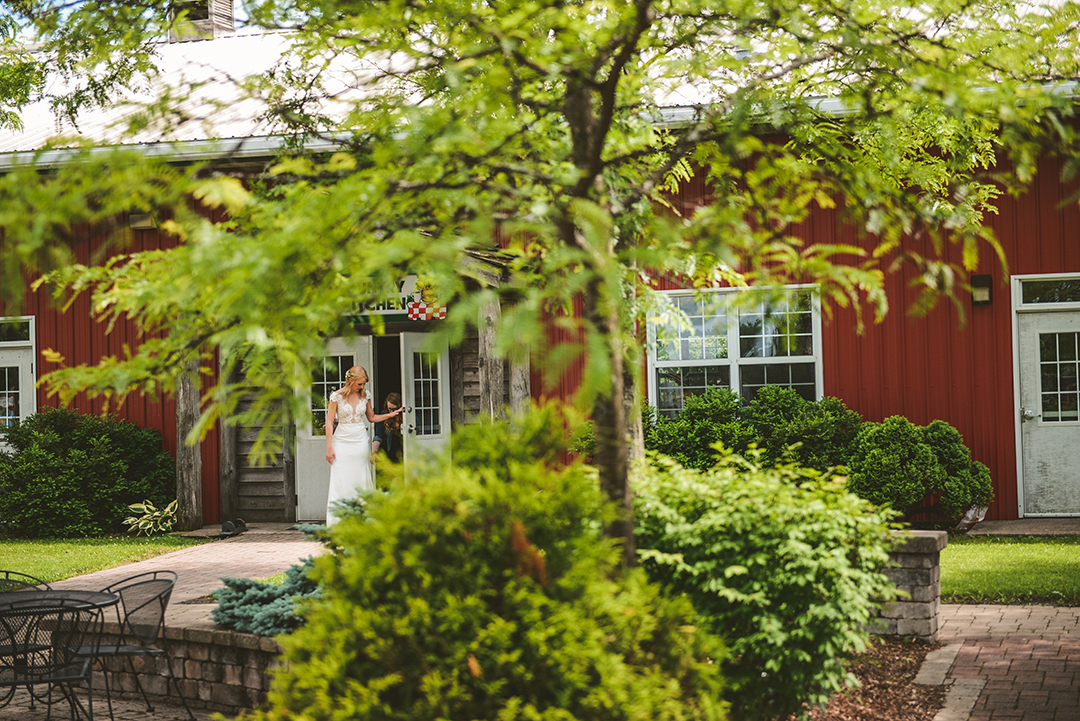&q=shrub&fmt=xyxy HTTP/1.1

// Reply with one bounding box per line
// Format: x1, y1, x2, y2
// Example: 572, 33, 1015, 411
0, 407, 176, 538
644, 387, 756, 469
642, 386, 861, 472
745, 387, 862, 470
844, 416, 994, 522
845, 416, 944, 516
634, 454, 900, 721
212, 557, 320, 636
238, 407, 728, 721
